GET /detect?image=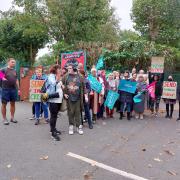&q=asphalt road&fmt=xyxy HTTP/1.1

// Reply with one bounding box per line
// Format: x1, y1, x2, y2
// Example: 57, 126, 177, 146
0, 102, 180, 180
